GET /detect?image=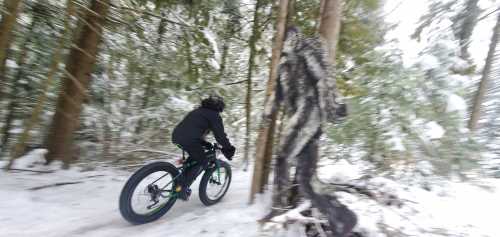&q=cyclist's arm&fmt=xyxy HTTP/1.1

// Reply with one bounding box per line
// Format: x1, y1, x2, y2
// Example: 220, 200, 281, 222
208, 112, 232, 149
